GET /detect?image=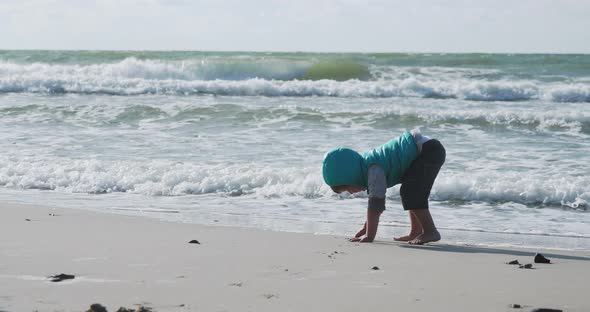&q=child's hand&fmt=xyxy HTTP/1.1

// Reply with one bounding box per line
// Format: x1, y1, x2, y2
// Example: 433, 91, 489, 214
353, 222, 367, 238
349, 236, 374, 242
349, 221, 374, 242
349, 209, 380, 243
